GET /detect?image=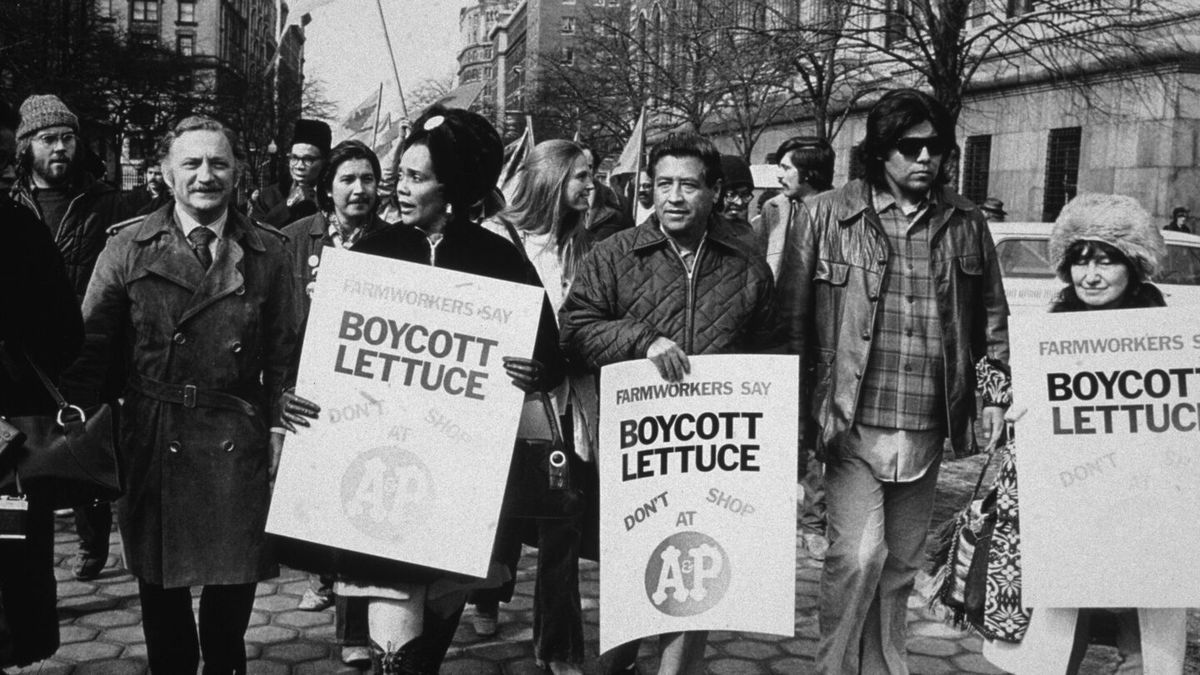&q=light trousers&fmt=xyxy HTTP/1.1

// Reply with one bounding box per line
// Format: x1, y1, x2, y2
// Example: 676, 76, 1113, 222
816, 453, 941, 674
